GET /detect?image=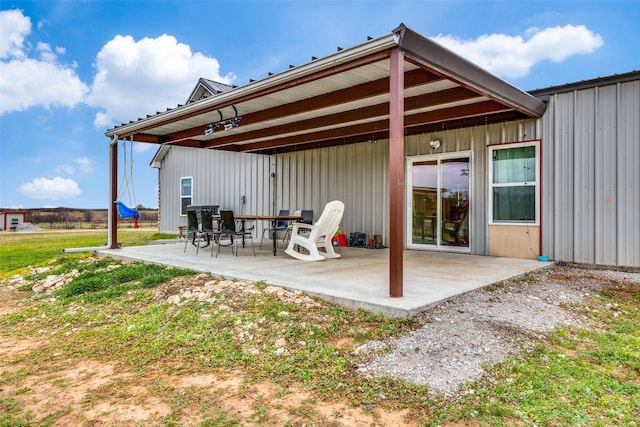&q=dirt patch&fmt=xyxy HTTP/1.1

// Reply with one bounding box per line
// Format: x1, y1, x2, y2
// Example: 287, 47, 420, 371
1, 272, 411, 426
0, 349, 410, 426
